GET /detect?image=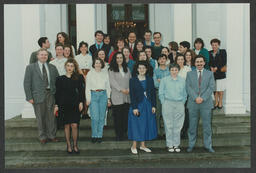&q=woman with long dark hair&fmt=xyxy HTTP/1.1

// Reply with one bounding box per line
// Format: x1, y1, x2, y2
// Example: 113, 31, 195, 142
108, 52, 131, 141
184, 49, 196, 70
54, 58, 85, 154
